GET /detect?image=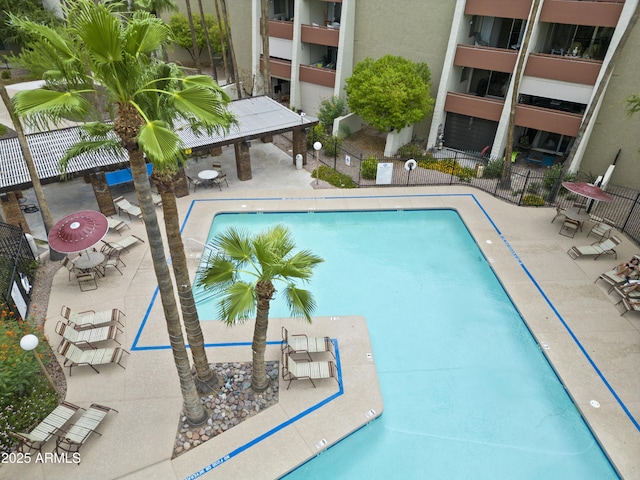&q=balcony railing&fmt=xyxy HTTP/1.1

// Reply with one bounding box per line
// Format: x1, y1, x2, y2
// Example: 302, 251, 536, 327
515, 104, 582, 136
525, 53, 602, 85
454, 44, 518, 73
267, 19, 294, 40
444, 92, 504, 122
299, 64, 336, 88
465, 0, 532, 18
540, 0, 624, 27
260, 57, 292, 80
301, 24, 340, 47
